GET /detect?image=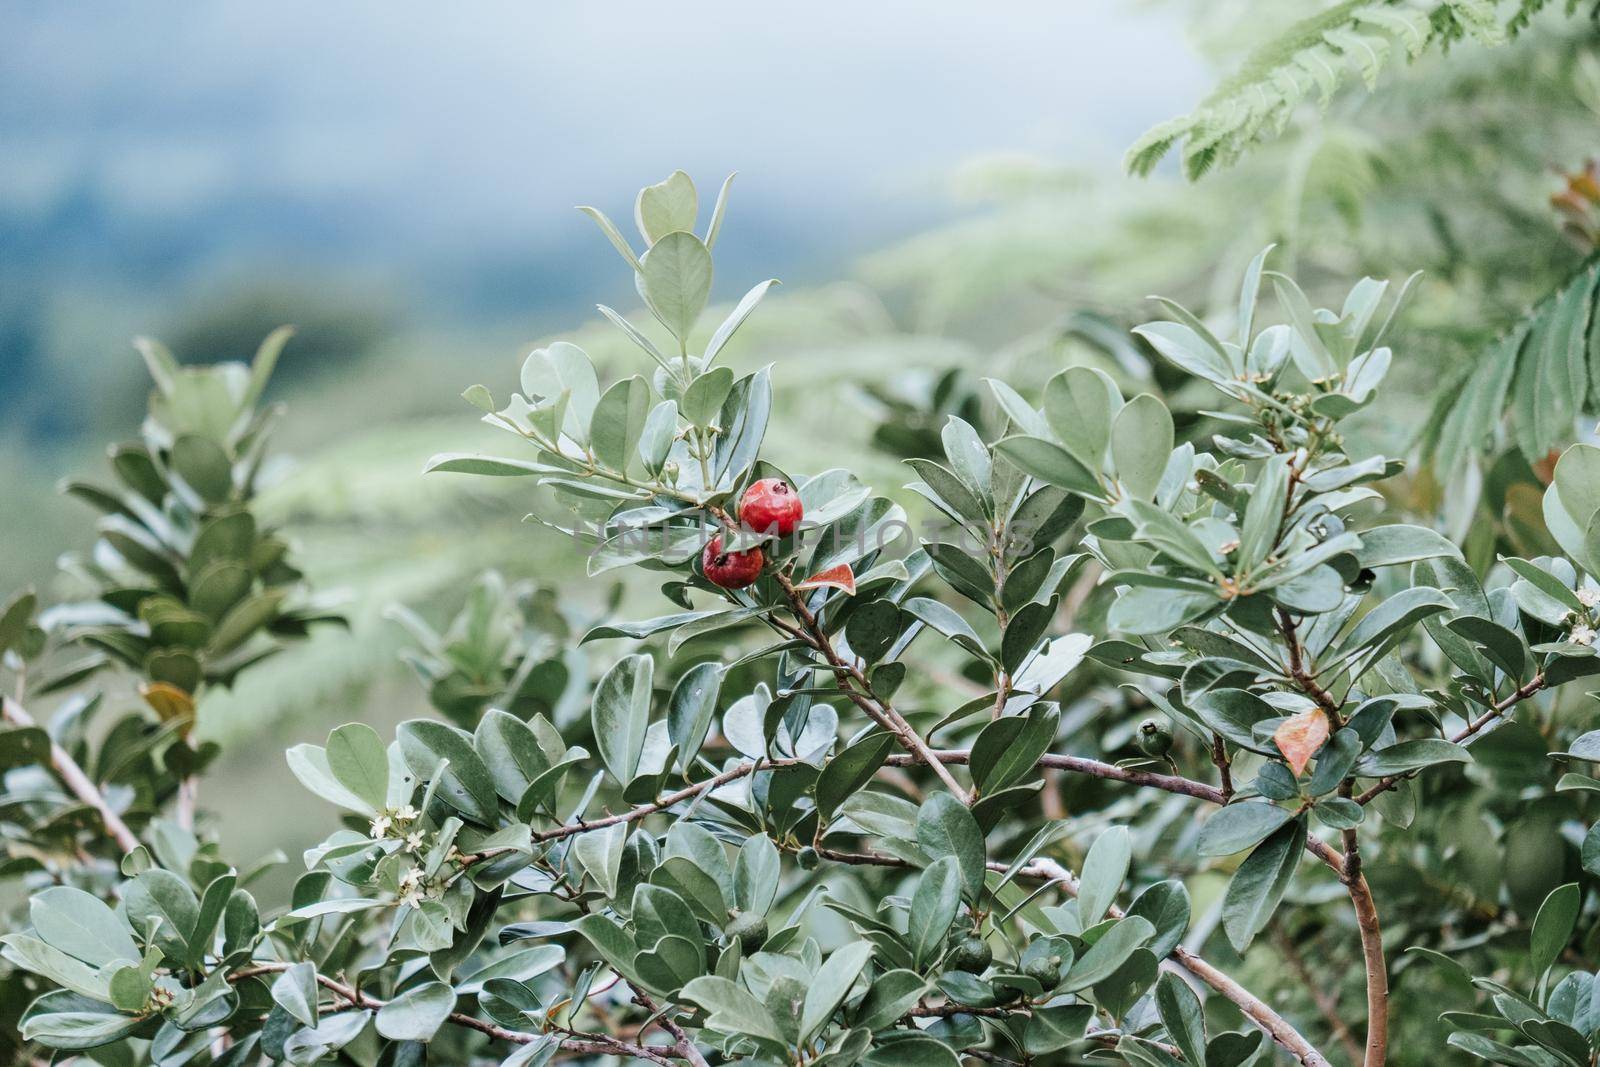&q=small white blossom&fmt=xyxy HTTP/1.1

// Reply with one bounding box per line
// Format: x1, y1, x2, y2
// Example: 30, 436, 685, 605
368, 815, 391, 839
1572, 625, 1596, 646
394, 804, 420, 822
404, 831, 425, 853
1579, 587, 1600, 609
